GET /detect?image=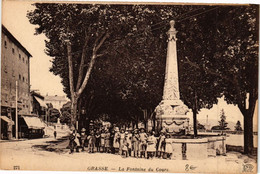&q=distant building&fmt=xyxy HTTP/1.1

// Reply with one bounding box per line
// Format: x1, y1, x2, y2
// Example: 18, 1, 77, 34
44, 95, 69, 111
1, 25, 32, 139
31, 91, 47, 118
